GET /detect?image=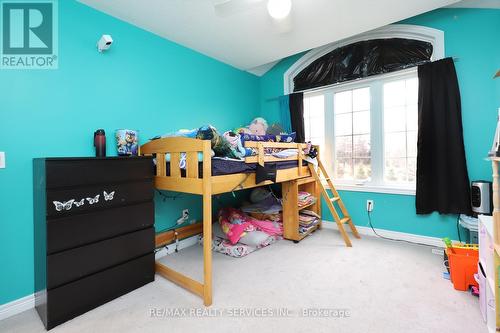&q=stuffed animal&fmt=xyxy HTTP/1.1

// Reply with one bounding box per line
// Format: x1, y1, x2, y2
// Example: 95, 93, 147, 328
248, 117, 268, 135
237, 117, 269, 136
223, 131, 253, 158
196, 125, 237, 159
